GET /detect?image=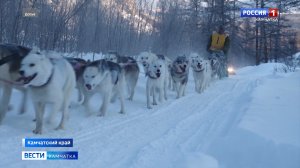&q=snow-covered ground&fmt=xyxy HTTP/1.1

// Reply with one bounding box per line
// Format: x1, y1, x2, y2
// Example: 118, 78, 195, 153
0, 63, 299, 168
